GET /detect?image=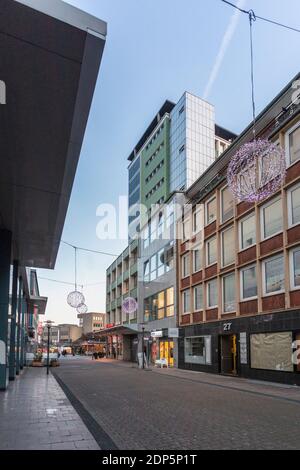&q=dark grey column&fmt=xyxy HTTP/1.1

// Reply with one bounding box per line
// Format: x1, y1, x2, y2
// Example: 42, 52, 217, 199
0, 230, 12, 391
9, 260, 19, 380
16, 277, 23, 376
